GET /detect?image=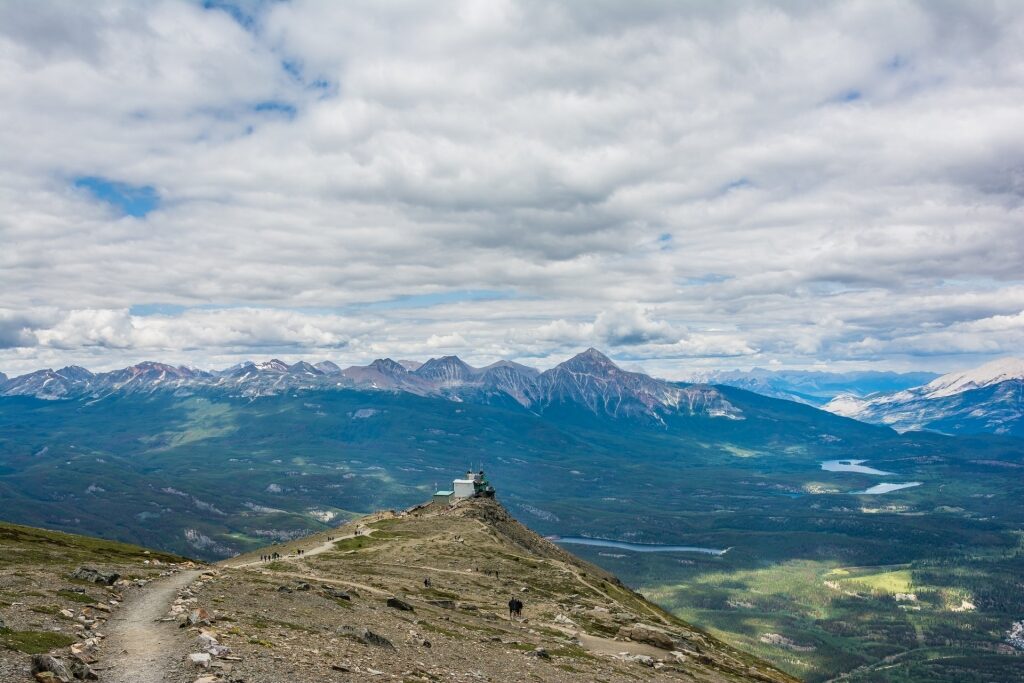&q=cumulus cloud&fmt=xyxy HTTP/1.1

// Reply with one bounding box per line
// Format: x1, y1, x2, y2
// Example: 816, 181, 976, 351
1, 0, 1023, 376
